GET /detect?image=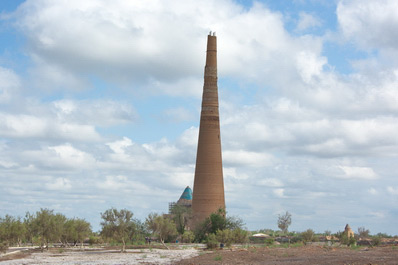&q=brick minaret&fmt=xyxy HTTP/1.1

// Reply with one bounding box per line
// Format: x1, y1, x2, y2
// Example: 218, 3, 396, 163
191, 33, 225, 226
